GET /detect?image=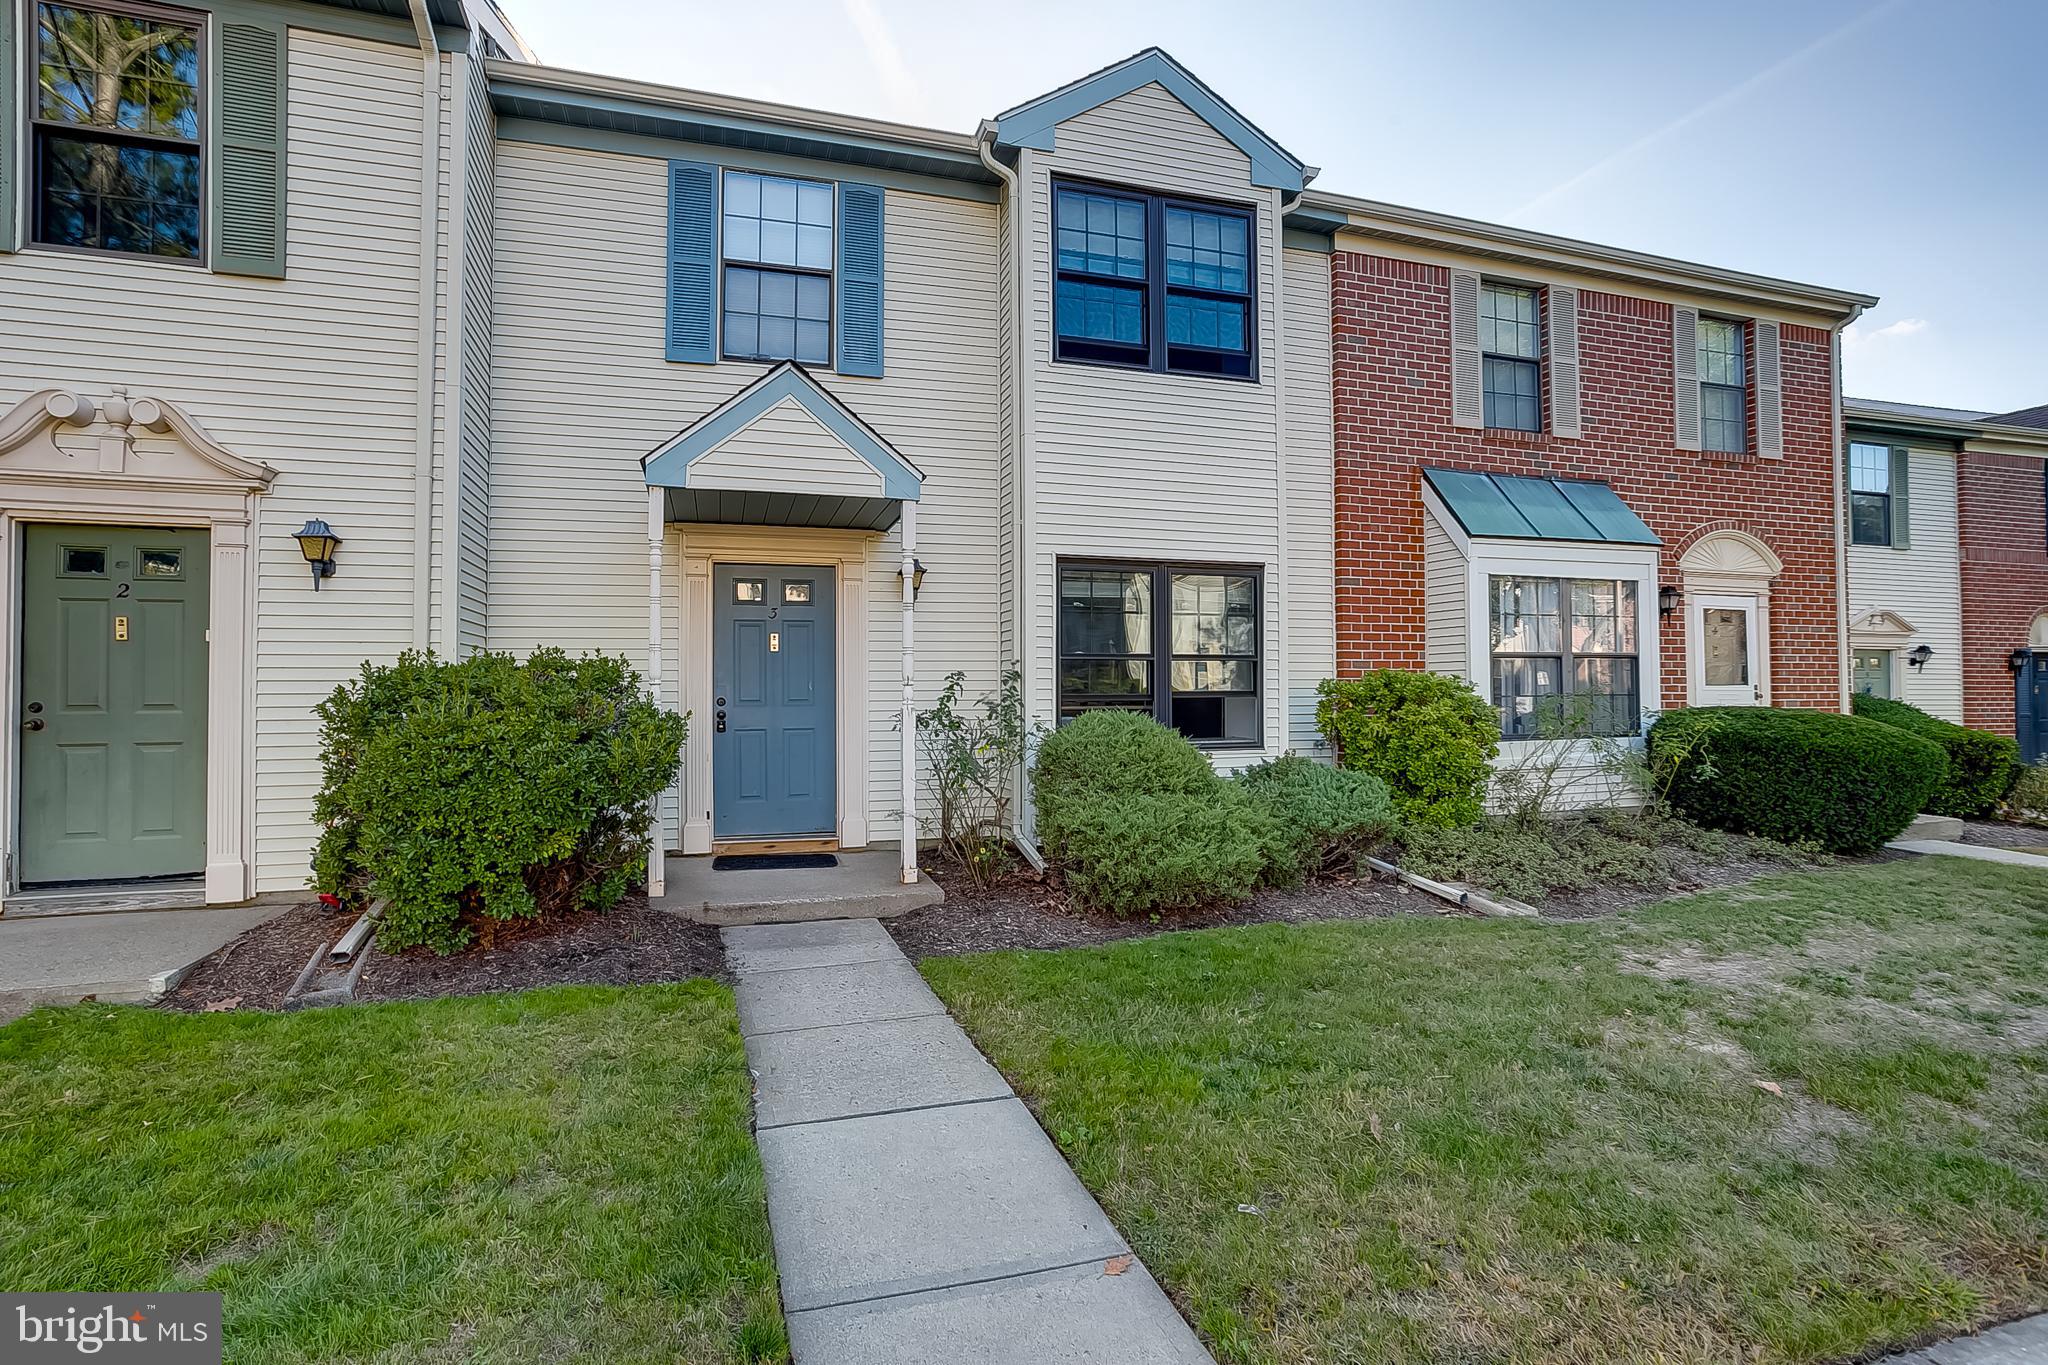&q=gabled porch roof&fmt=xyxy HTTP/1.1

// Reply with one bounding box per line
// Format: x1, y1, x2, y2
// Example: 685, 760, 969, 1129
643, 362, 923, 531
